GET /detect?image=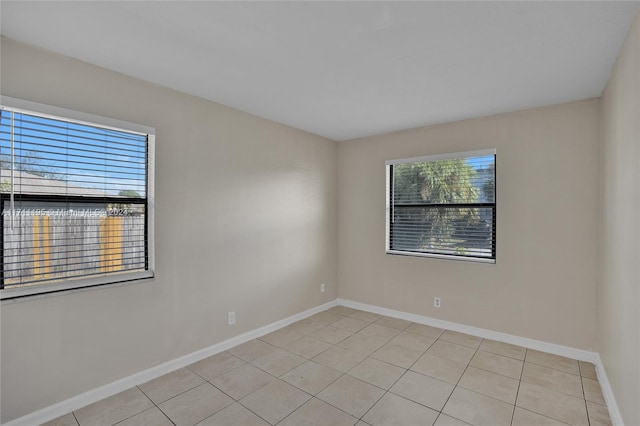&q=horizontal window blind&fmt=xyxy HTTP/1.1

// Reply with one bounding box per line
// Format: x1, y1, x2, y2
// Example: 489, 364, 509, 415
0, 107, 149, 289
387, 151, 496, 261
